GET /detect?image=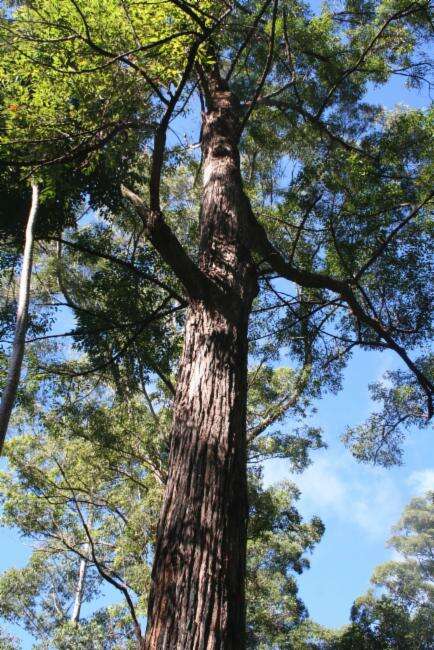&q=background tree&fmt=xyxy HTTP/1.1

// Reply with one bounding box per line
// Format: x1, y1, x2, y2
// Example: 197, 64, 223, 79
341, 490, 434, 649
0, 358, 324, 648
289, 491, 434, 649
0, 183, 39, 448
0, 0, 433, 646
